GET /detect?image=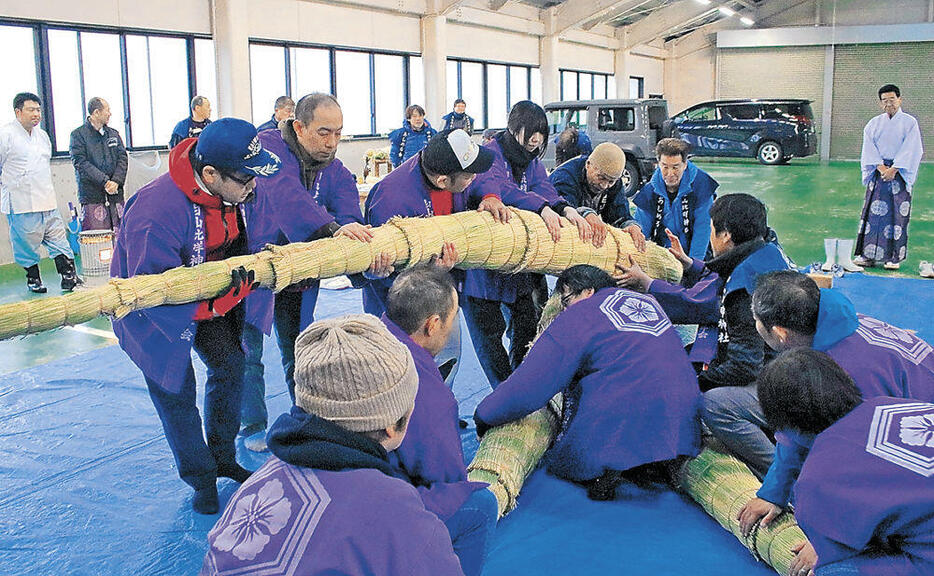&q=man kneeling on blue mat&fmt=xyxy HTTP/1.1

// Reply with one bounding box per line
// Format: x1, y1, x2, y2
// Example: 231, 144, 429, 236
473, 265, 702, 501
203, 314, 488, 576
